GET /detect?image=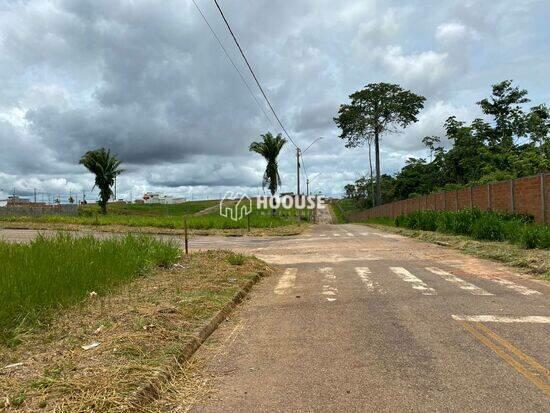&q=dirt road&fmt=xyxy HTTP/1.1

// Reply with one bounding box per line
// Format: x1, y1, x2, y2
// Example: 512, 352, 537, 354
1, 225, 548, 412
